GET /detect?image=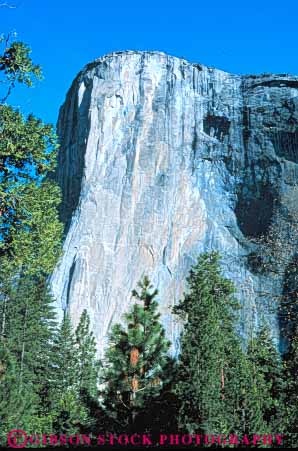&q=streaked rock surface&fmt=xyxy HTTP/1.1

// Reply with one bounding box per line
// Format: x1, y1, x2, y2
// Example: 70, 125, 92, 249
50, 51, 298, 354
